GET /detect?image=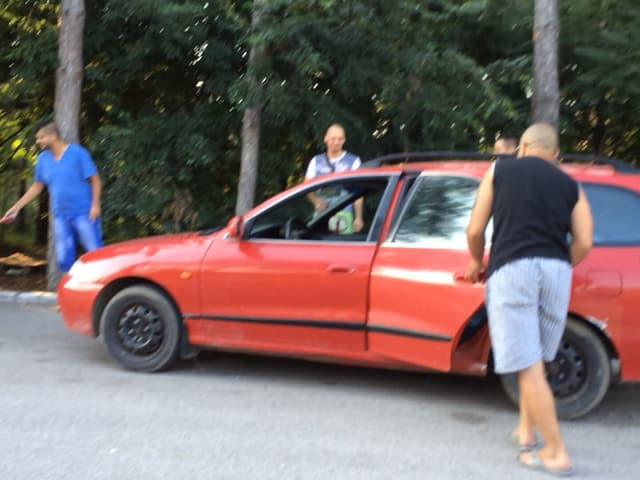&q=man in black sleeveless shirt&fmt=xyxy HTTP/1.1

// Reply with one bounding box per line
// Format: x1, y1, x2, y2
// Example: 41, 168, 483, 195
465, 123, 593, 476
